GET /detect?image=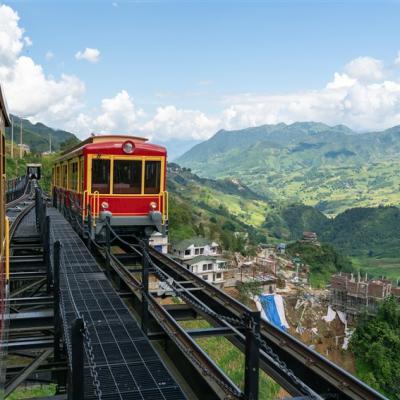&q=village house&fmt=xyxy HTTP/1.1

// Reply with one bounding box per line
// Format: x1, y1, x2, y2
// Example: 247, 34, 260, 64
171, 237, 230, 287
301, 231, 318, 243
171, 237, 220, 260
184, 255, 229, 286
